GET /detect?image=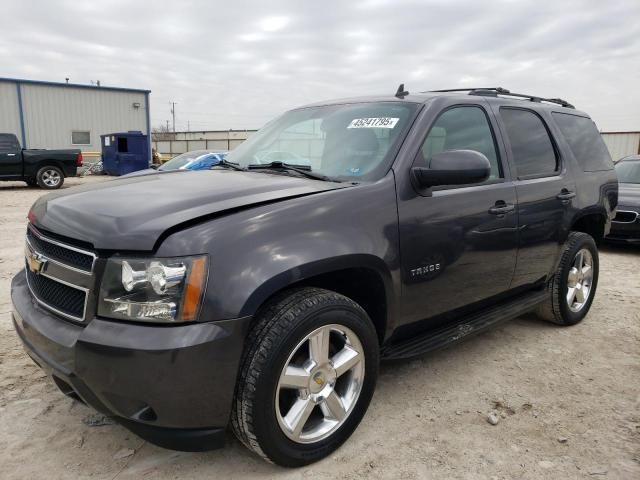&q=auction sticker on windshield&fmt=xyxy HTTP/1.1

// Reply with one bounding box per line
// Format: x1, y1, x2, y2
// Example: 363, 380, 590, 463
348, 117, 399, 129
